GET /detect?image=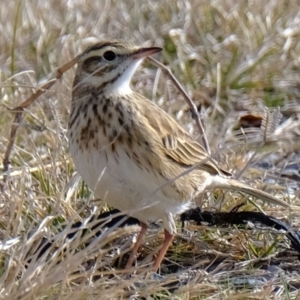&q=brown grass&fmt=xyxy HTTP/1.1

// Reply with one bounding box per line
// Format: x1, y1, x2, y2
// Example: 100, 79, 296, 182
1, 0, 300, 299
